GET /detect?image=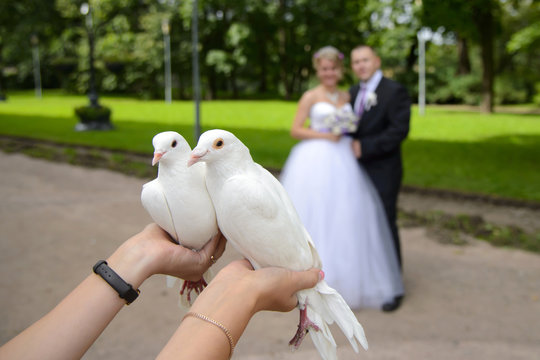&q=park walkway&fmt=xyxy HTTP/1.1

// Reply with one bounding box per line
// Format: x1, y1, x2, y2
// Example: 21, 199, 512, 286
1, 151, 539, 359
